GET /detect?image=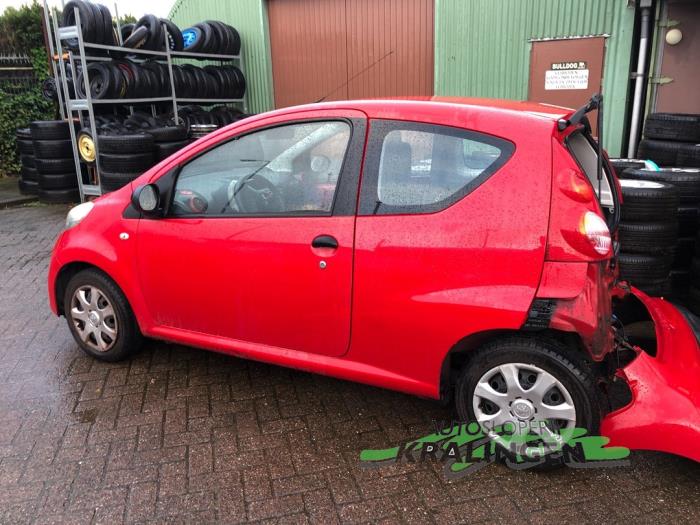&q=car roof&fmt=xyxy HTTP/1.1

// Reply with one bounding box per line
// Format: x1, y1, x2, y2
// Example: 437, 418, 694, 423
271, 97, 573, 123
